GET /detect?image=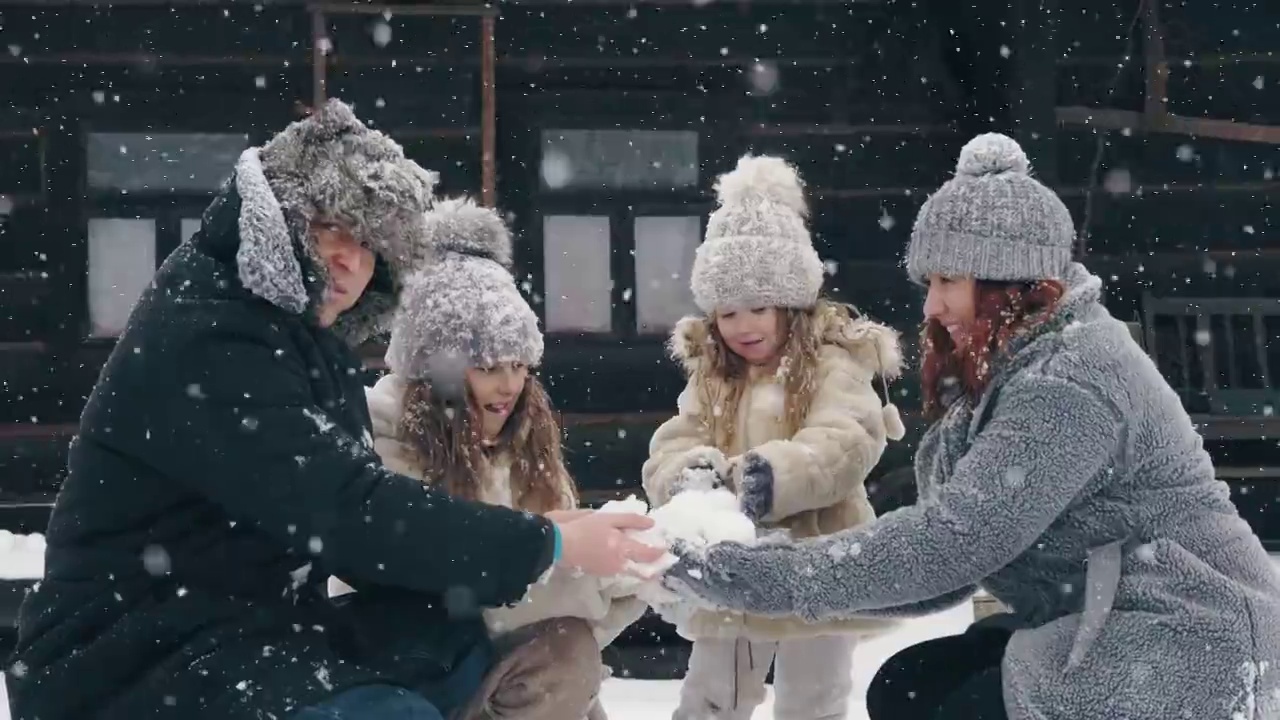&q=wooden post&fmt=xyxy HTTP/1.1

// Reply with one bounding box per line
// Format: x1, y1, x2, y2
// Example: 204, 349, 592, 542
311, 8, 327, 108
480, 14, 497, 208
